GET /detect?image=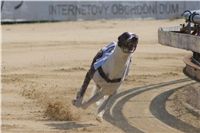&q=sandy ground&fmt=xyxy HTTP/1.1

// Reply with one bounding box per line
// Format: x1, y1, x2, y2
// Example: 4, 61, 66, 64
2, 19, 199, 133
166, 83, 200, 130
